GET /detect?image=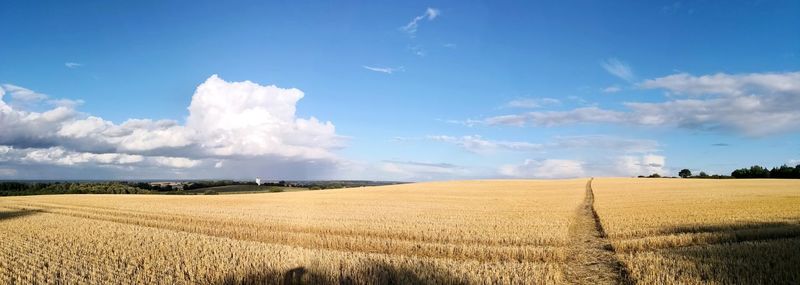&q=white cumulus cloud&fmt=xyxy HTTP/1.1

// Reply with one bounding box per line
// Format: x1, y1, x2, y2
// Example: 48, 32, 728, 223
614, 154, 666, 177
15, 146, 144, 166
499, 159, 586, 179
152, 156, 201, 169
2, 84, 48, 103
0, 75, 343, 179
474, 71, 800, 136
186, 75, 341, 159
